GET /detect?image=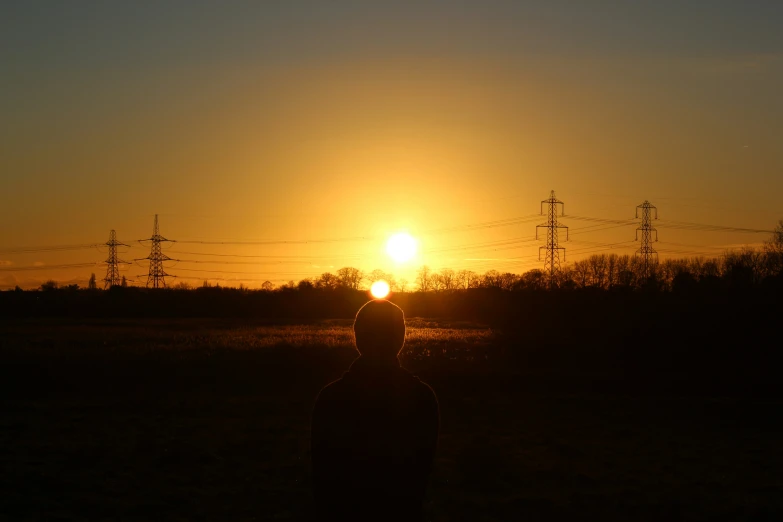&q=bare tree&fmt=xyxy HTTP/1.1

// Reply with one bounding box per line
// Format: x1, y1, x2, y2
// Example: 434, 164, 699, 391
261, 280, 275, 291
430, 272, 444, 292
368, 269, 385, 283
588, 254, 608, 289
481, 270, 502, 289
298, 278, 315, 291
337, 267, 364, 290
416, 265, 433, 292
606, 254, 618, 289
386, 274, 398, 292
454, 269, 467, 289
764, 219, 783, 277
439, 268, 455, 290
572, 259, 590, 288
316, 272, 340, 290
658, 258, 689, 290
455, 269, 479, 289
368, 269, 396, 291
40, 280, 58, 291
521, 269, 546, 290
498, 272, 520, 290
